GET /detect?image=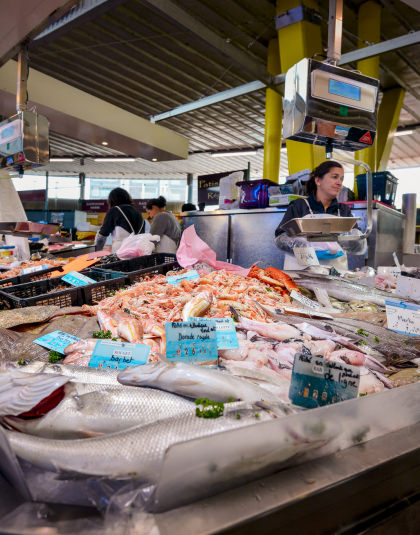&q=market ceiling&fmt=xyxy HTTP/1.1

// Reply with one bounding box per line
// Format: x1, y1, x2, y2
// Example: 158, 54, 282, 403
2, 0, 420, 179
